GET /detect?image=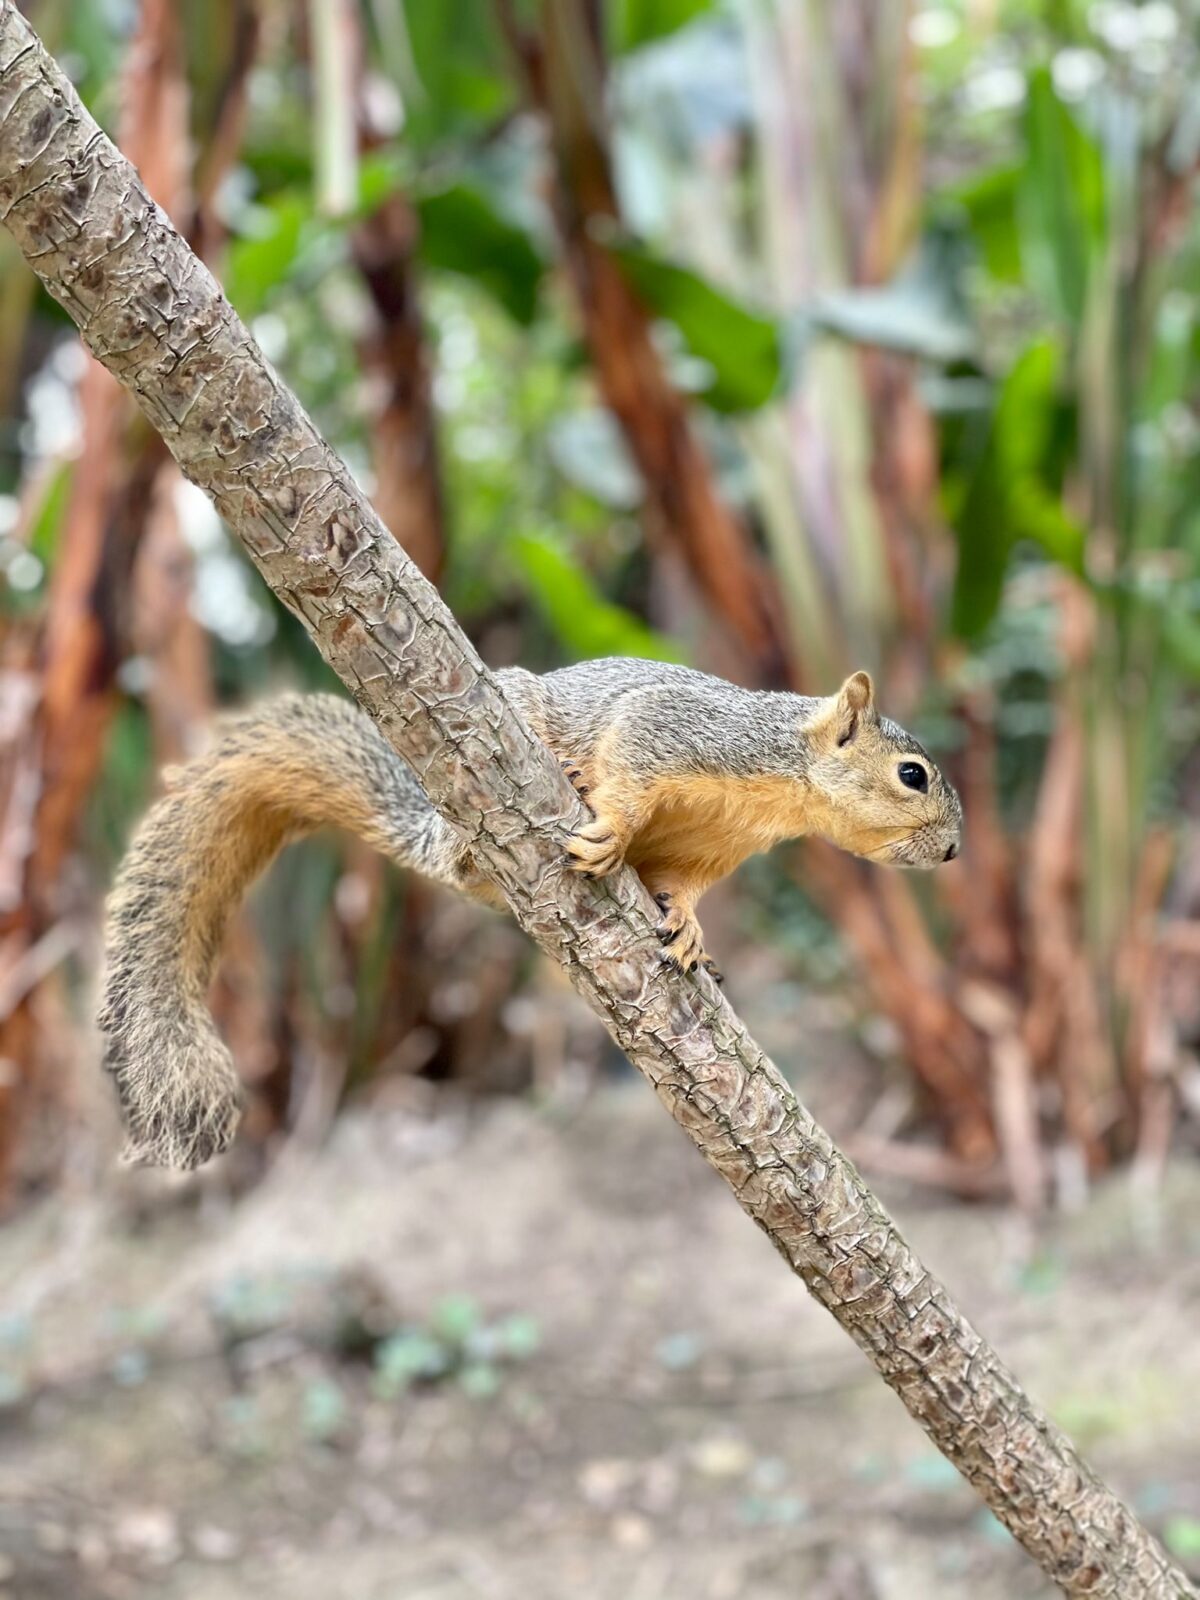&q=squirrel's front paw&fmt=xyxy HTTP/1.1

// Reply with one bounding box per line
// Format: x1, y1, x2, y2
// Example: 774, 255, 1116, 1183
654, 892, 709, 976
566, 817, 625, 878
558, 757, 594, 812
